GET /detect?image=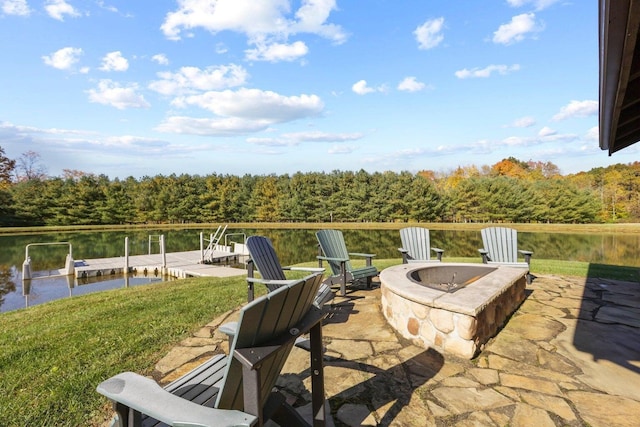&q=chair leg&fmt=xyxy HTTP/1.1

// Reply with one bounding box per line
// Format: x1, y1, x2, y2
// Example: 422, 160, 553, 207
270, 400, 309, 427
310, 322, 326, 427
